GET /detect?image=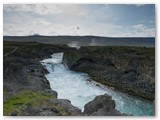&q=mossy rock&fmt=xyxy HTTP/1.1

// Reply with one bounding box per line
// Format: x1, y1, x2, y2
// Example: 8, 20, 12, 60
3, 90, 56, 116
